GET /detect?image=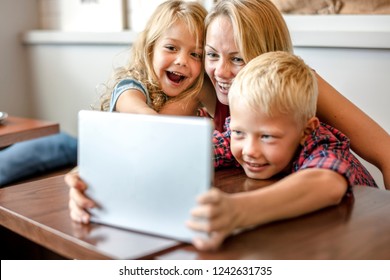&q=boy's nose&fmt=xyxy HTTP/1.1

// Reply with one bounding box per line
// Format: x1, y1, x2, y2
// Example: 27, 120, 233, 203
243, 138, 261, 158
